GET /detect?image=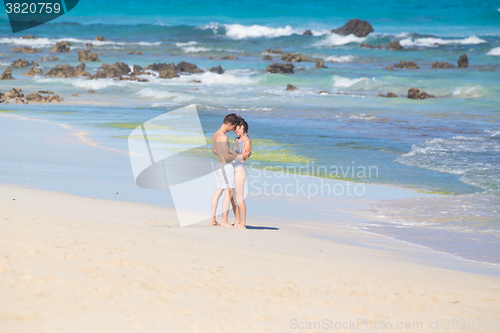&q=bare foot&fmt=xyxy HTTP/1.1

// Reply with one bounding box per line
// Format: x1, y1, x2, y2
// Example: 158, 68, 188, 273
209, 218, 221, 226
233, 223, 246, 229
220, 221, 234, 228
